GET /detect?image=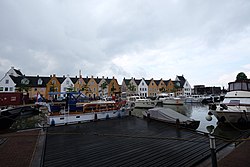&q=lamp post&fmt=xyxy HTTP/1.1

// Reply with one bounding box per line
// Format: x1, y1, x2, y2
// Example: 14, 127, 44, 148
209, 134, 218, 167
